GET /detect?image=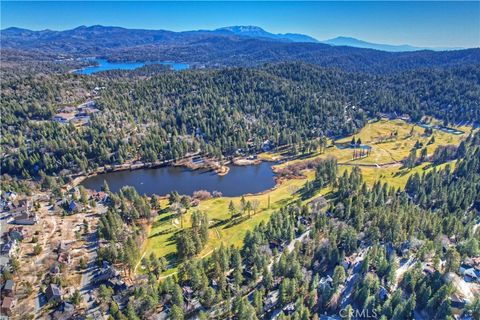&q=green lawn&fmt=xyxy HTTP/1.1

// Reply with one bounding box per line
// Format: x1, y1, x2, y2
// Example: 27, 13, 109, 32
144, 171, 318, 268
